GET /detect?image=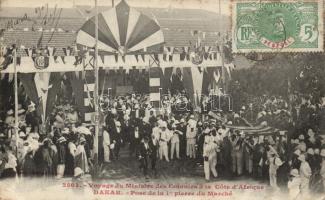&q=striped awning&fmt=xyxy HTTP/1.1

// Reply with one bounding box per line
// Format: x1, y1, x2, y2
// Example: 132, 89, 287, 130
76, 0, 164, 55
225, 124, 280, 136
